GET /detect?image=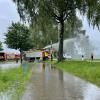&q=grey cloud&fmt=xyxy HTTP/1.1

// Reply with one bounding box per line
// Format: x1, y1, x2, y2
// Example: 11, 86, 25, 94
0, 0, 20, 52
